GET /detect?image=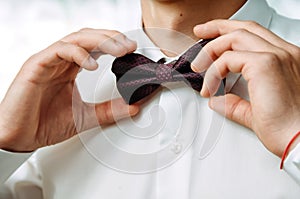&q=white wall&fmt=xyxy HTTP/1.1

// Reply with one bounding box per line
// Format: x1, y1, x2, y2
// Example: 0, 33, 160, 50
0, 0, 128, 100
